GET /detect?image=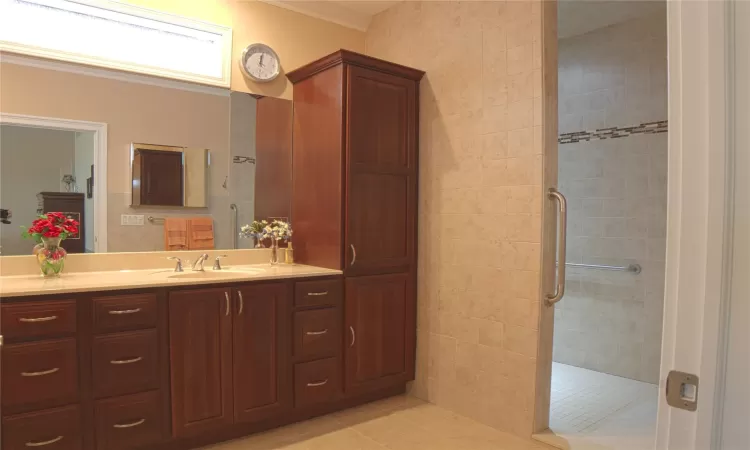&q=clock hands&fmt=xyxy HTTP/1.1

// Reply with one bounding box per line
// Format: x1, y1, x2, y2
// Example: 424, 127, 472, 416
259, 54, 264, 68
